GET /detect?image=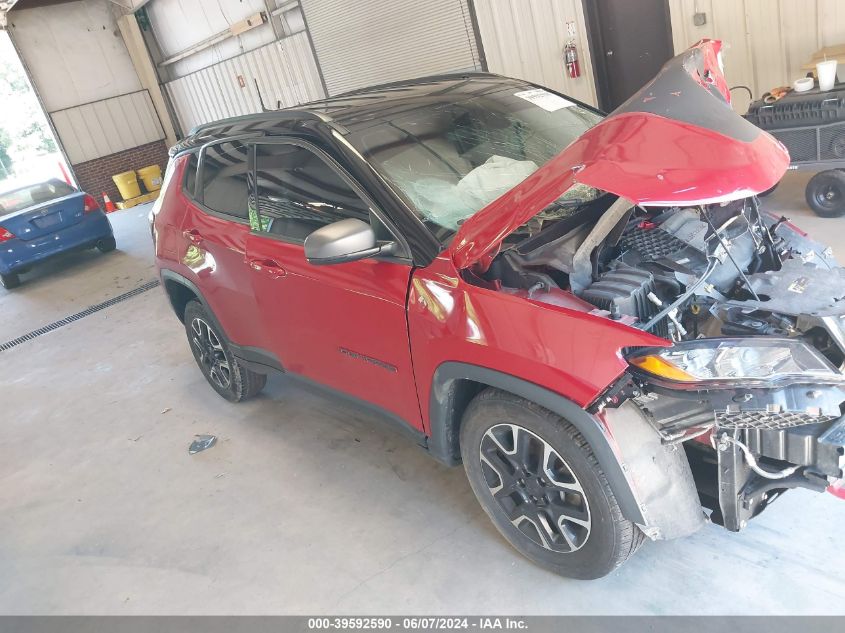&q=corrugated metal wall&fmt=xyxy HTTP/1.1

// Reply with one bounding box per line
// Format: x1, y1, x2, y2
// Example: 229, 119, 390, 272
8, 0, 142, 112
8, 0, 168, 170
473, 0, 598, 107
164, 33, 325, 133
669, 0, 845, 113
50, 91, 165, 164
300, 0, 480, 95
146, 0, 278, 79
